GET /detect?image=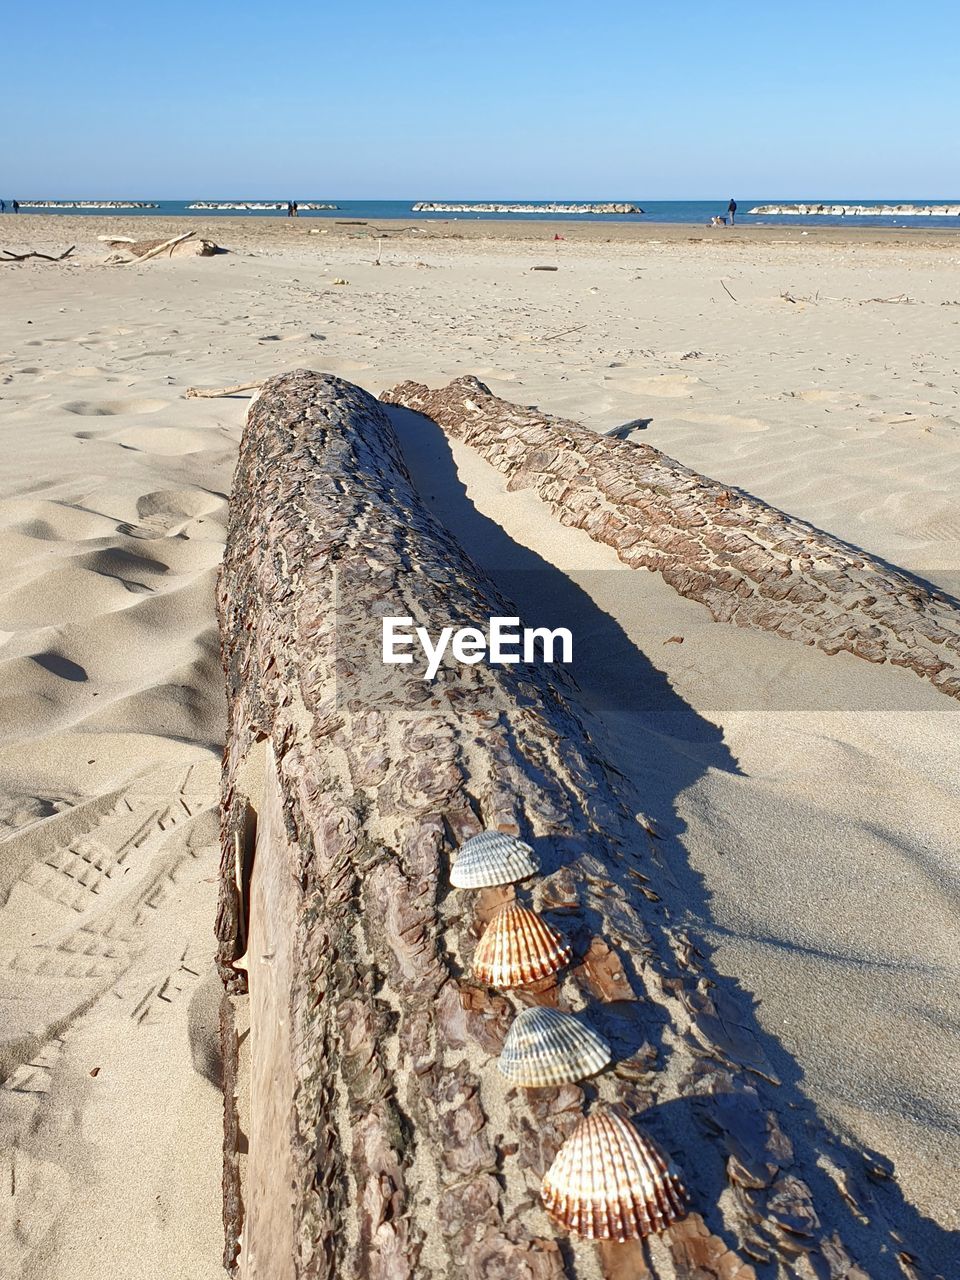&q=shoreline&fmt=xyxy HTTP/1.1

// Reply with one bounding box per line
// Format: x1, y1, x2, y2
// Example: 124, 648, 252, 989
3, 211, 960, 250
